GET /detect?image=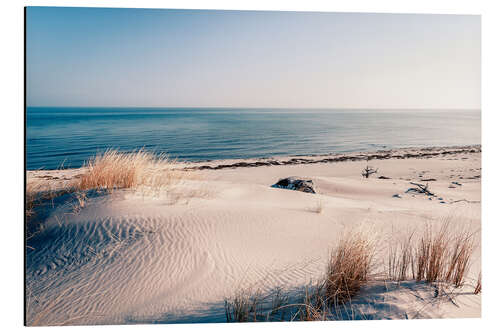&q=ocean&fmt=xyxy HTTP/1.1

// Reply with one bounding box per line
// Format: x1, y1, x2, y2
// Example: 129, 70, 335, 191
26, 107, 481, 170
